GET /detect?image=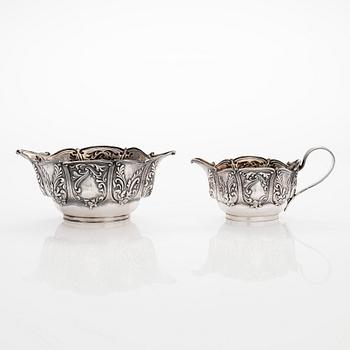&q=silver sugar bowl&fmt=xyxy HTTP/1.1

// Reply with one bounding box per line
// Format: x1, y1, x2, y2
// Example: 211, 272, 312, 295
17, 146, 175, 223
192, 147, 335, 222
